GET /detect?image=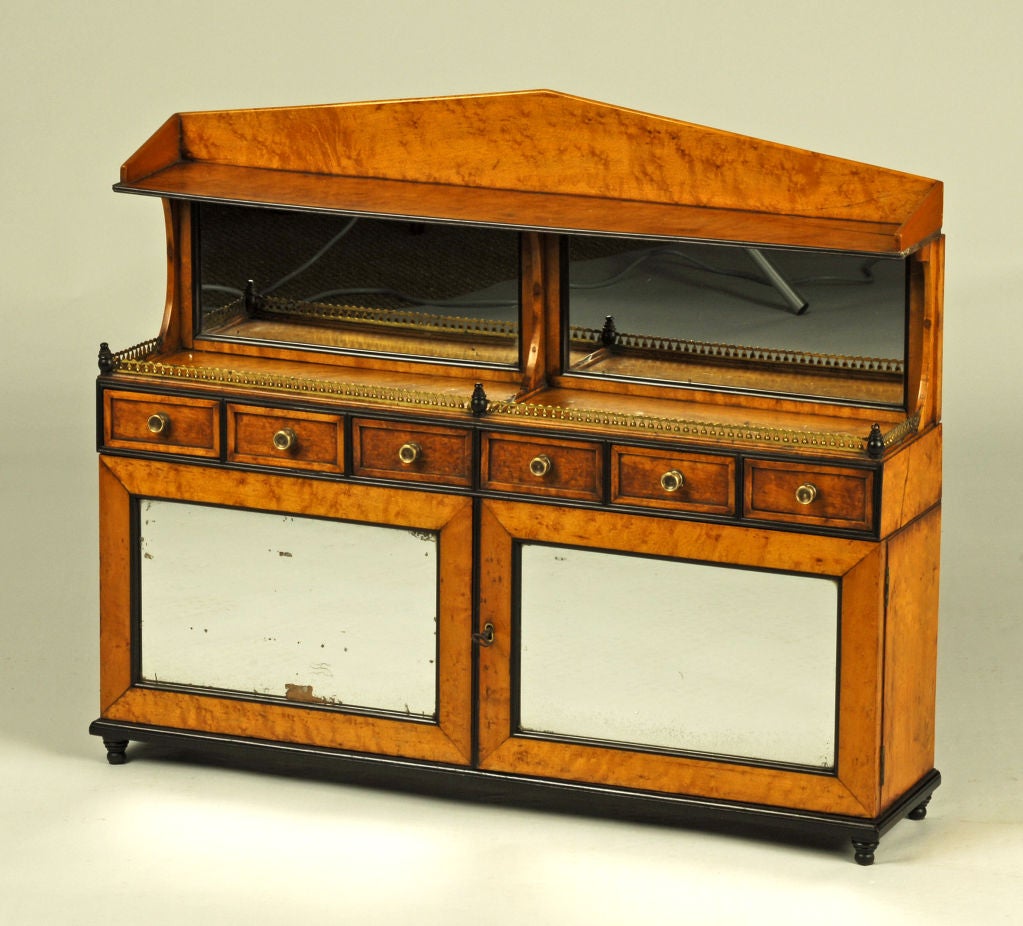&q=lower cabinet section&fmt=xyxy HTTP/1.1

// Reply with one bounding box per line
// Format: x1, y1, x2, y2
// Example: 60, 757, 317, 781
94, 454, 940, 864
